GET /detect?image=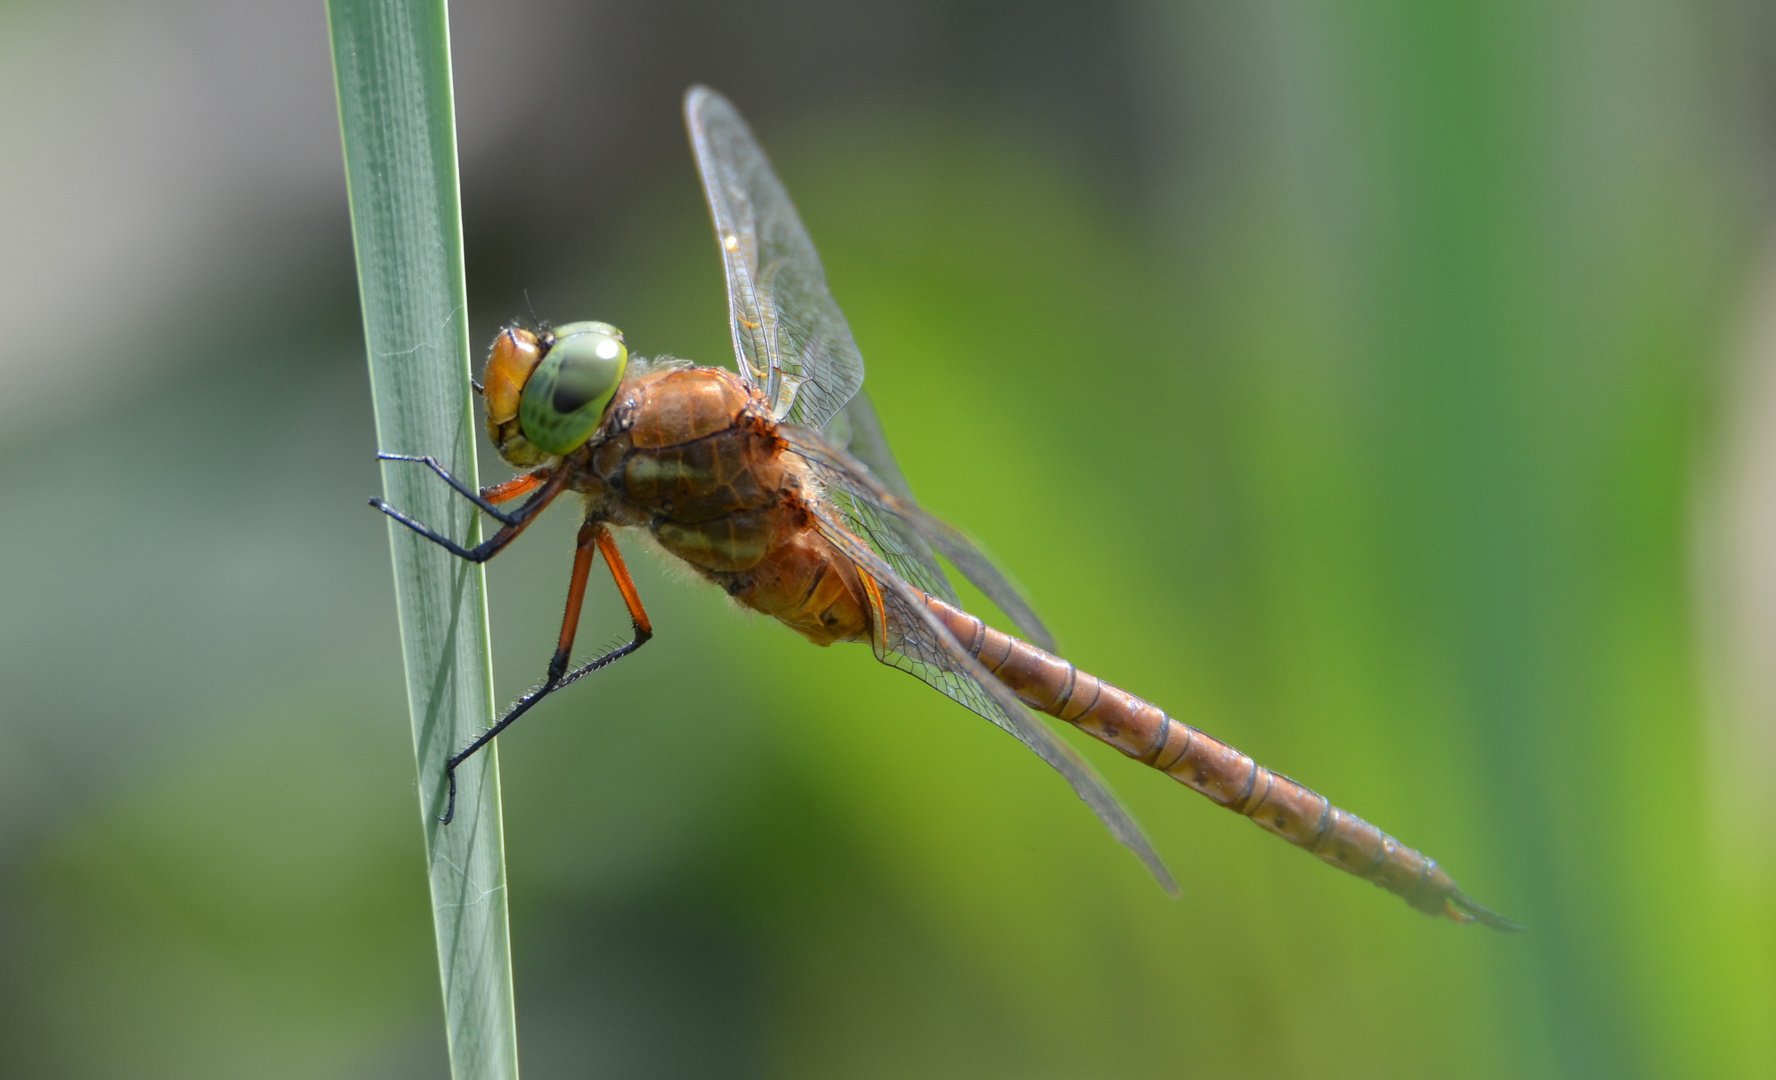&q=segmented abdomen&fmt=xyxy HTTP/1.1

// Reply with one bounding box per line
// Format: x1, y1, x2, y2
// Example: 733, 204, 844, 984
923, 595, 1511, 926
